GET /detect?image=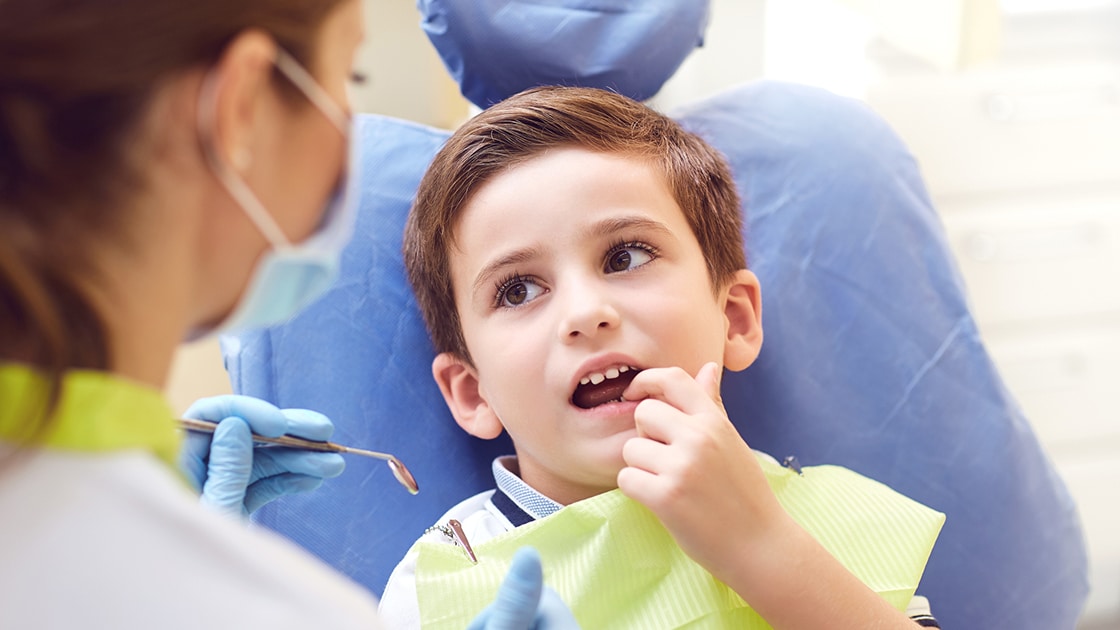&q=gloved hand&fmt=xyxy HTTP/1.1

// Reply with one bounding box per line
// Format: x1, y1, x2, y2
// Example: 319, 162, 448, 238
468, 547, 580, 630
179, 395, 346, 519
